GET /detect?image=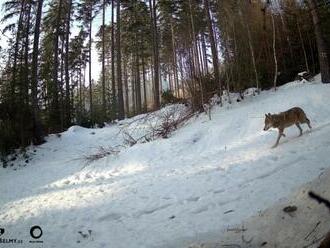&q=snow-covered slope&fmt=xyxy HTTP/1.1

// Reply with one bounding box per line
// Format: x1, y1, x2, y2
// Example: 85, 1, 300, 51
1, 76, 330, 248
